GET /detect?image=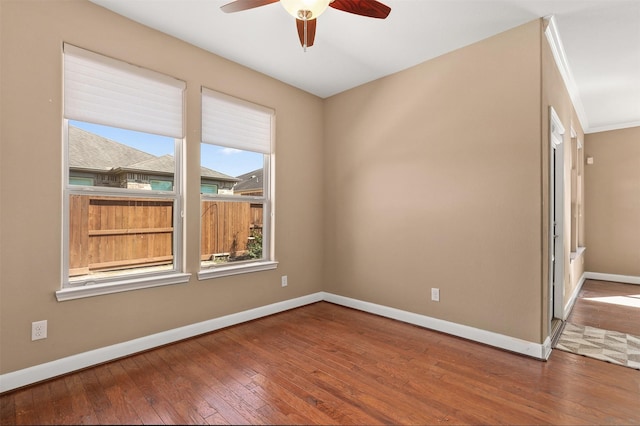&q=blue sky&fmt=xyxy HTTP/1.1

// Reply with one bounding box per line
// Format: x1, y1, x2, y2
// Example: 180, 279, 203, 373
71, 120, 262, 177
